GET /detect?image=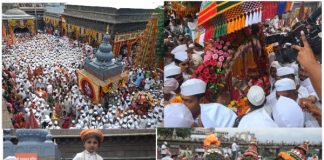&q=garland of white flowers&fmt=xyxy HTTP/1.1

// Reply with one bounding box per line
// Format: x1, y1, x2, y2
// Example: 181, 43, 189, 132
206, 148, 223, 155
